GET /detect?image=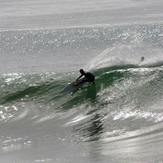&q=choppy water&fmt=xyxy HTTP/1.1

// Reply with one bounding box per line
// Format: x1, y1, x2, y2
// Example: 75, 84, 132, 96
1, 0, 163, 163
